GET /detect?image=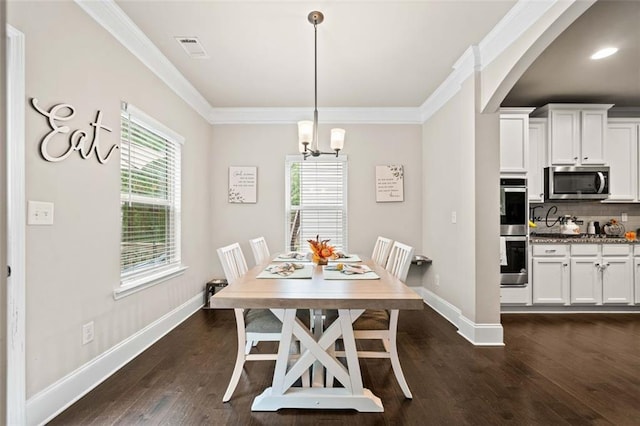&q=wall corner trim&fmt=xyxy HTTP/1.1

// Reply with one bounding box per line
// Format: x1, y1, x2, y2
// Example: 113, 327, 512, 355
26, 293, 204, 426
411, 287, 505, 346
